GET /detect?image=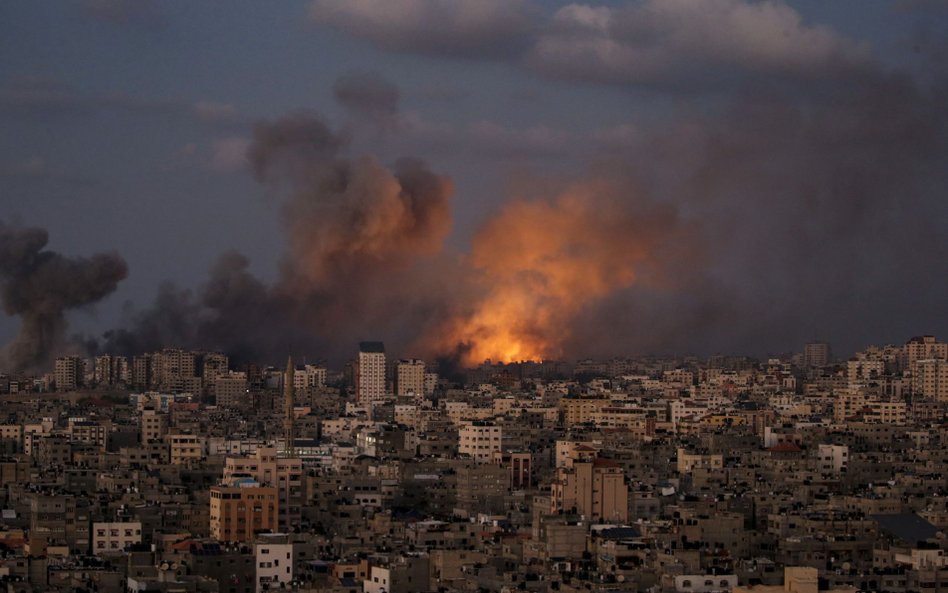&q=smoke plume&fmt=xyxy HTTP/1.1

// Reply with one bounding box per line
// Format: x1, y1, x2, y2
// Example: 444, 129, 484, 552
90, 62, 948, 365
97, 111, 456, 364
0, 222, 127, 372
431, 183, 688, 365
